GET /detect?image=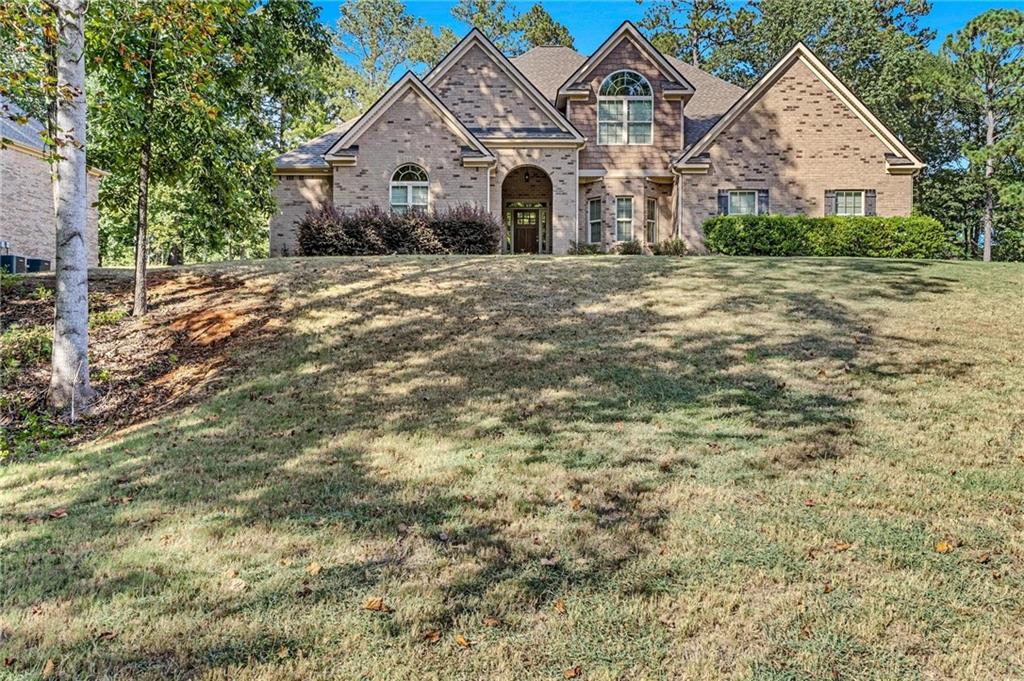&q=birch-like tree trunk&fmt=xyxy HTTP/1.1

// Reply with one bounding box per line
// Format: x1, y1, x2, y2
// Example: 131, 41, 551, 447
48, 0, 95, 417
982, 100, 995, 263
